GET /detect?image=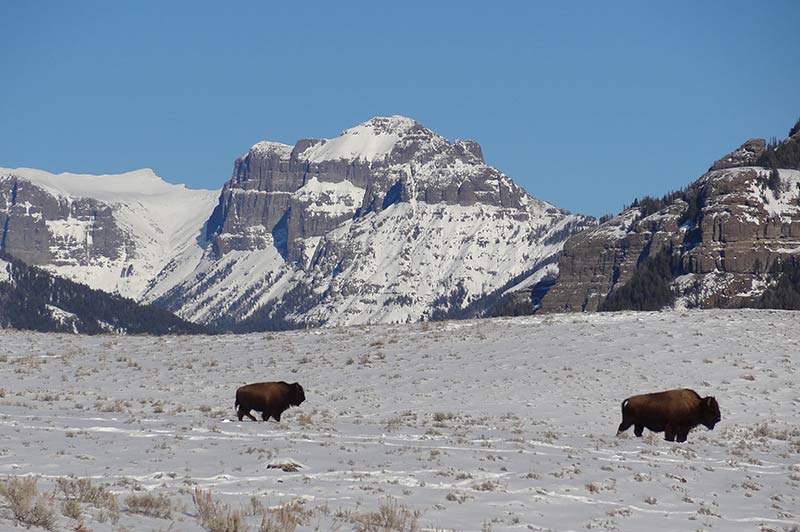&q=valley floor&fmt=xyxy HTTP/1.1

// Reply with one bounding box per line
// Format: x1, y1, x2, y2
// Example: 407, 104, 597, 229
0, 310, 798, 531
